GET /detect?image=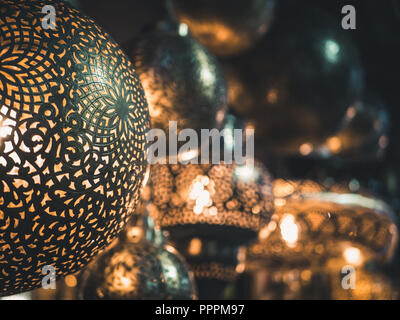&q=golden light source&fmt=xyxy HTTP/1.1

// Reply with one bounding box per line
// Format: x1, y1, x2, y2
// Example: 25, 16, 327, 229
170, 0, 275, 56
245, 179, 398, 299
0, 0, 150, 296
